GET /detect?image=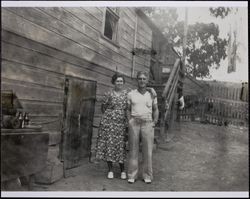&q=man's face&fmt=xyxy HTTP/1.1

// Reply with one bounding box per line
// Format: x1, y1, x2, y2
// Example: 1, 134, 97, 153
137, 74, 148, 88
